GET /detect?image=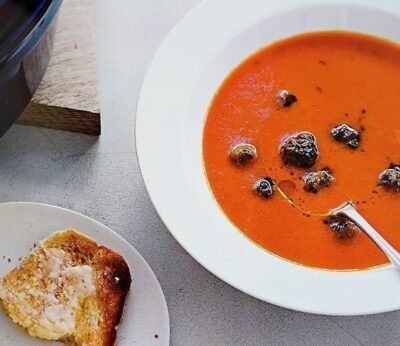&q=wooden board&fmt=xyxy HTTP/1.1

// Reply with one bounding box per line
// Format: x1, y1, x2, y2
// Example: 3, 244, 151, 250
17, 0, 101, 136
